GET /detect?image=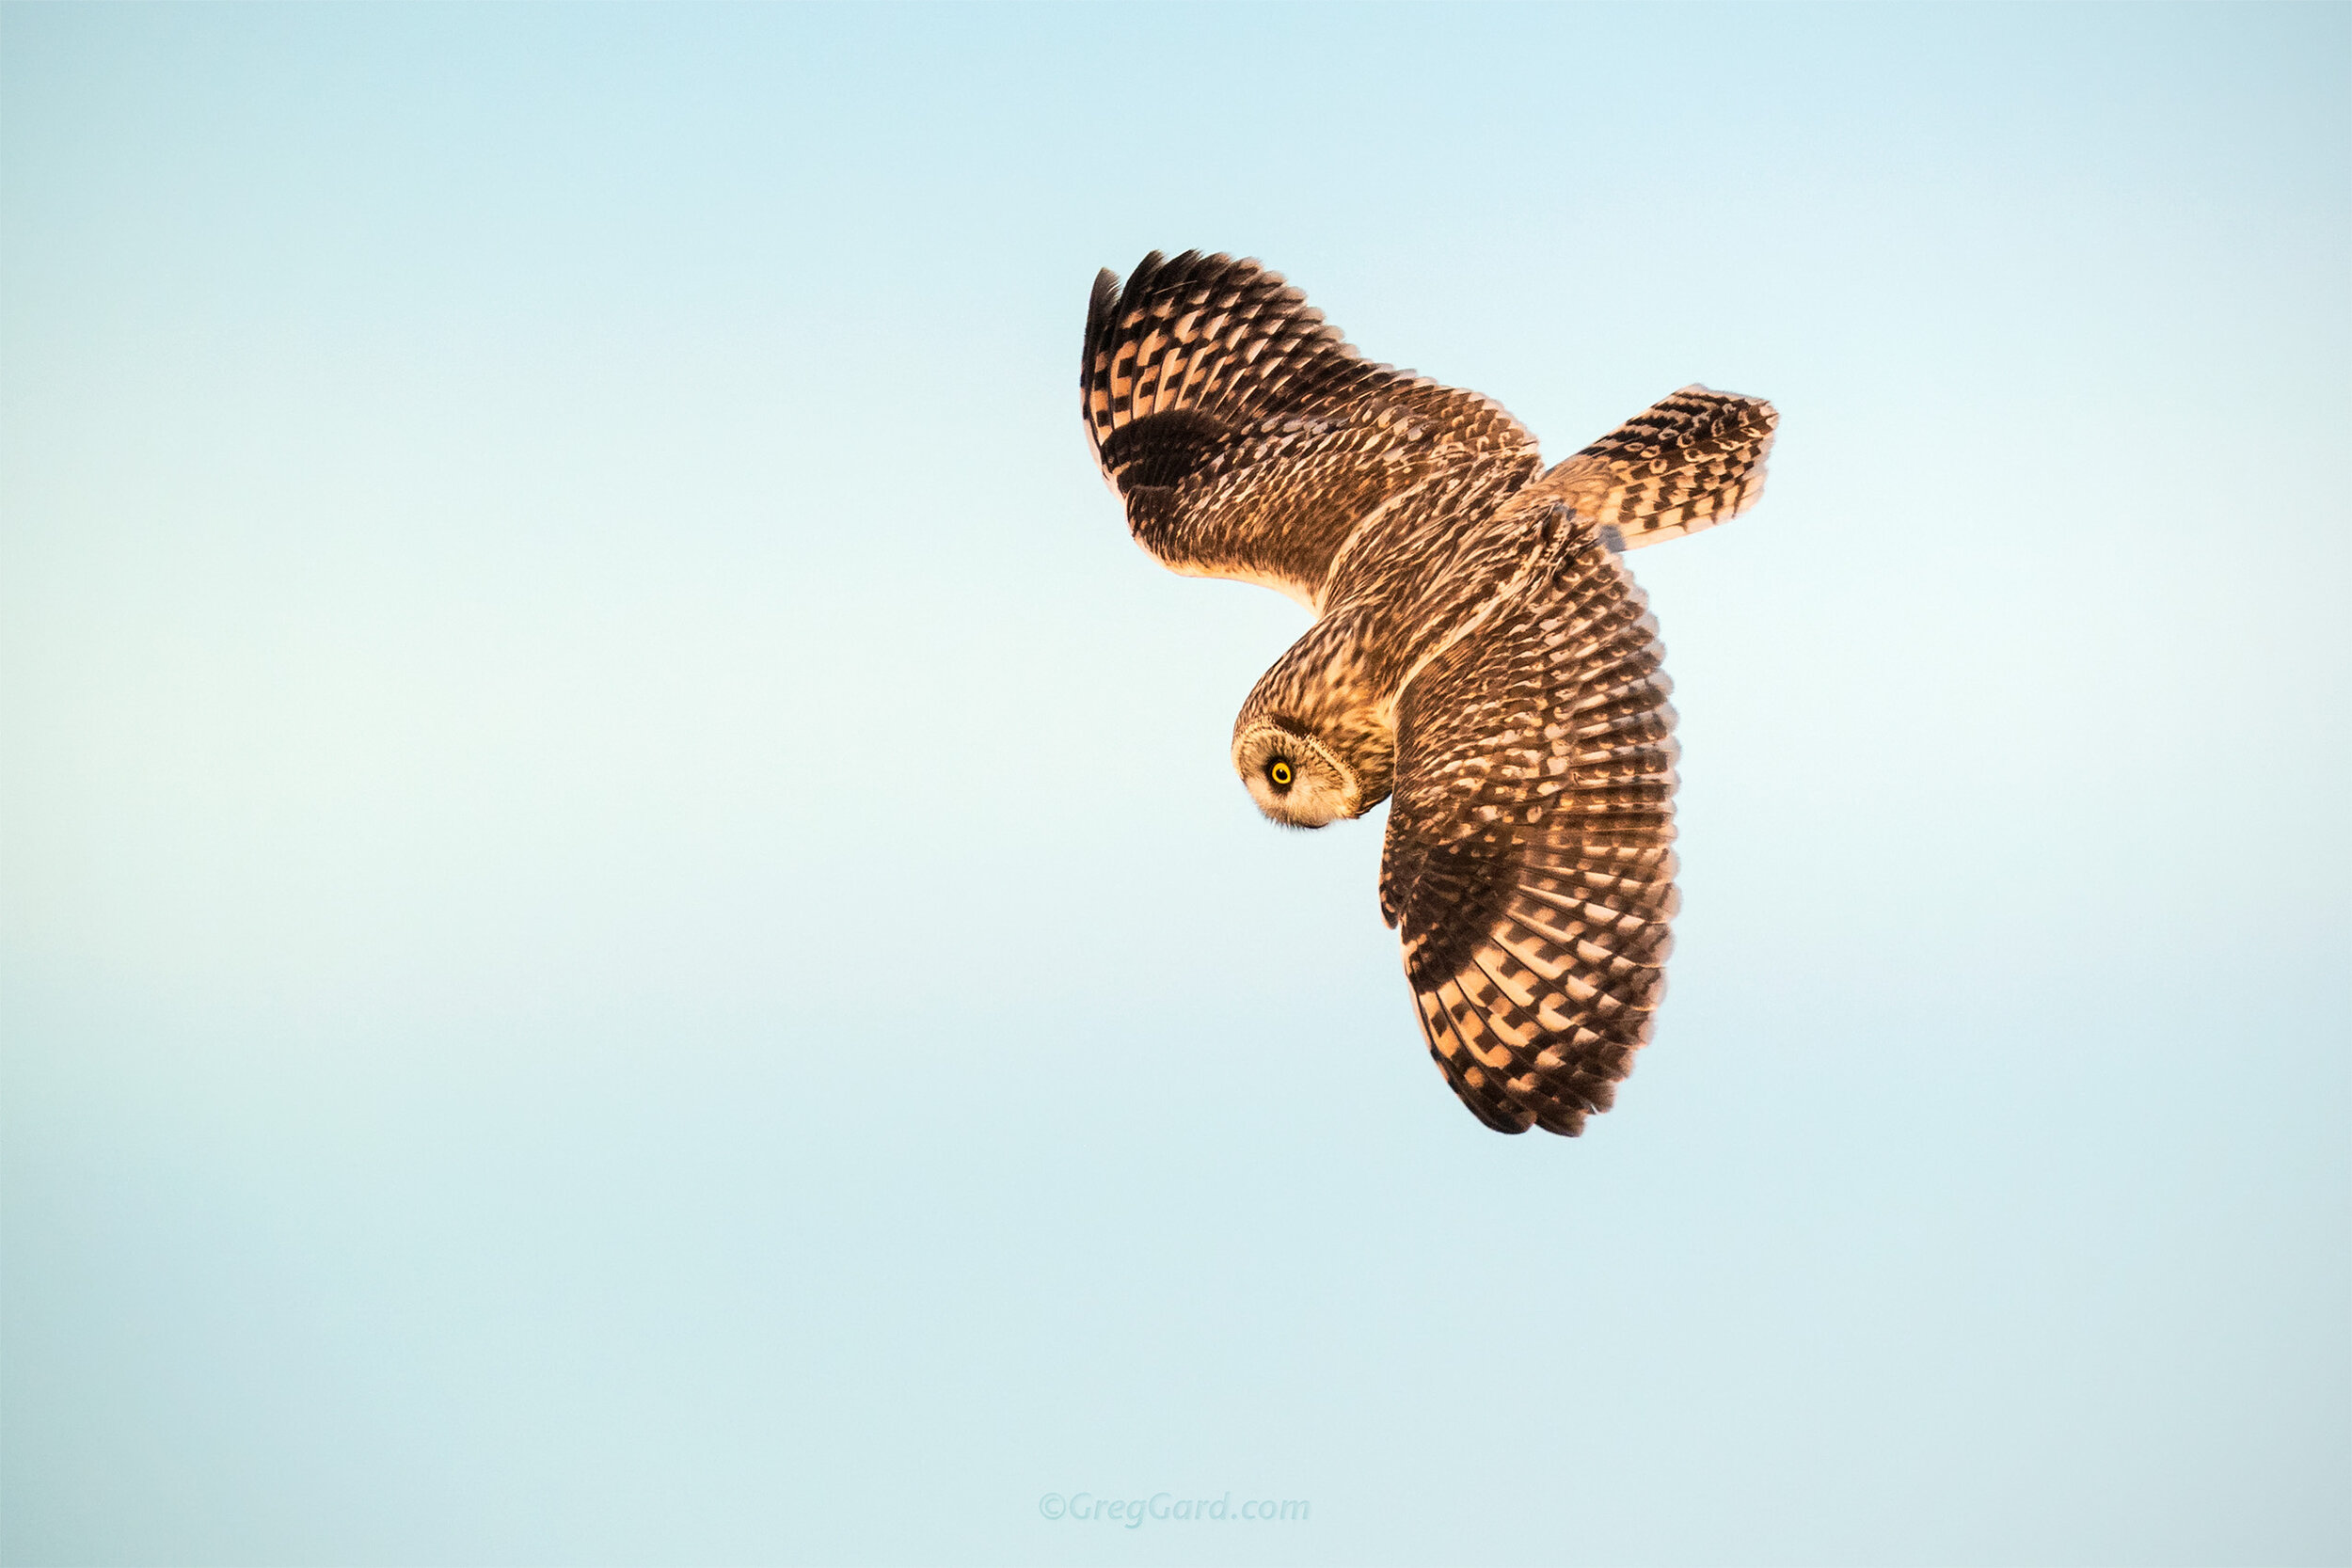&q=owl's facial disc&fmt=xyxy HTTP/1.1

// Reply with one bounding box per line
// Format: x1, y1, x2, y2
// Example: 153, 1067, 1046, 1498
1234, 721, 1359, 828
